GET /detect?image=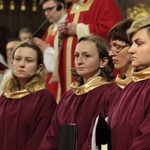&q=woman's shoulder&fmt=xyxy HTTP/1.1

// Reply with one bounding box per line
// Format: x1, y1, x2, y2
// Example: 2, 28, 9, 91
34, 89, 55, 101
36, 88, 53, 95
95, 82, 116, 90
